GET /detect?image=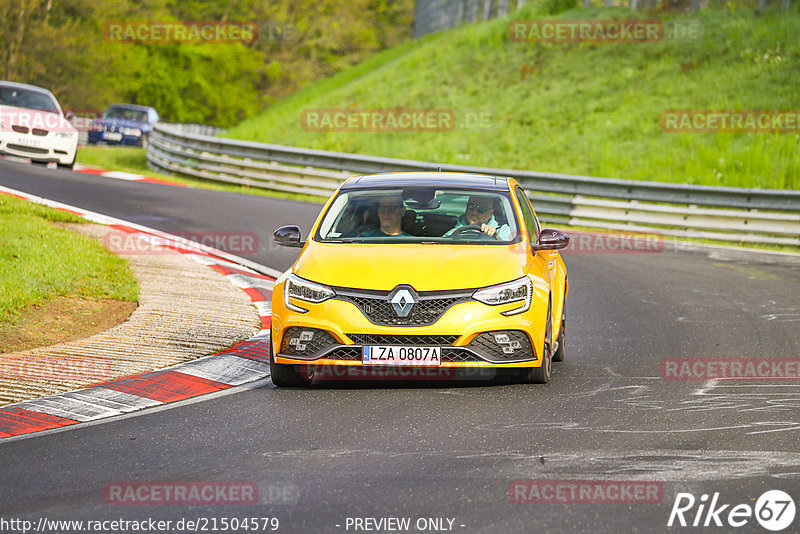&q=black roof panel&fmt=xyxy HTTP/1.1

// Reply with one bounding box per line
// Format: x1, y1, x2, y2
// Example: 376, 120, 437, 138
343, 172, 509, 191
